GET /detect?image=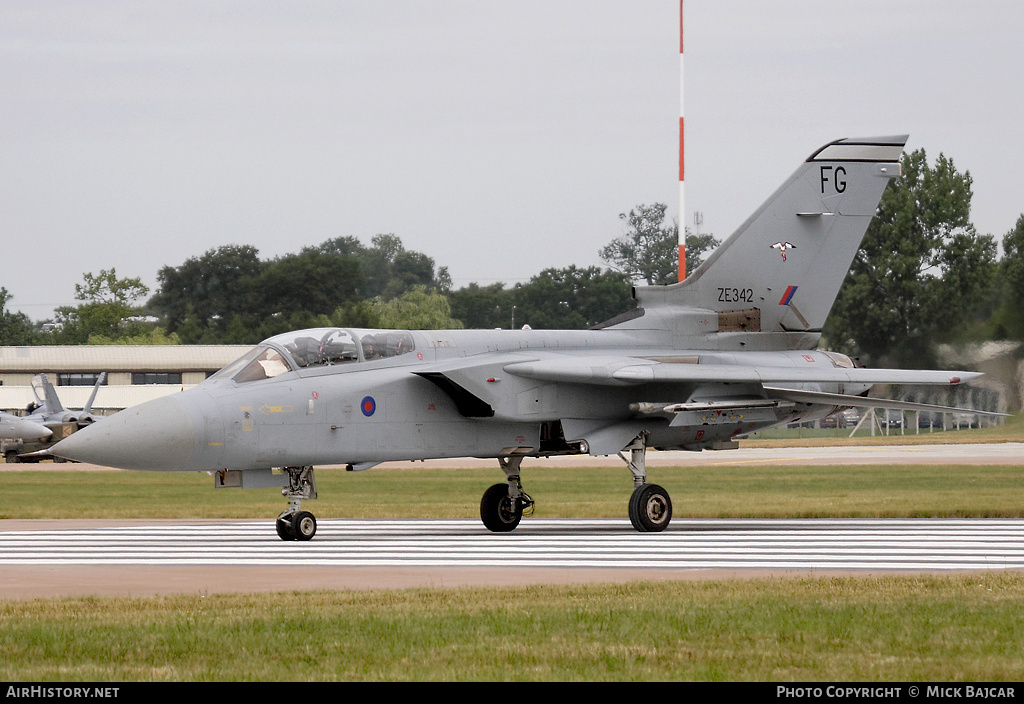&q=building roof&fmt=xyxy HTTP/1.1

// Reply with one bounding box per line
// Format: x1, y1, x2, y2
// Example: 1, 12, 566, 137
0, 345, 249, 373
0, 384, 191, 412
